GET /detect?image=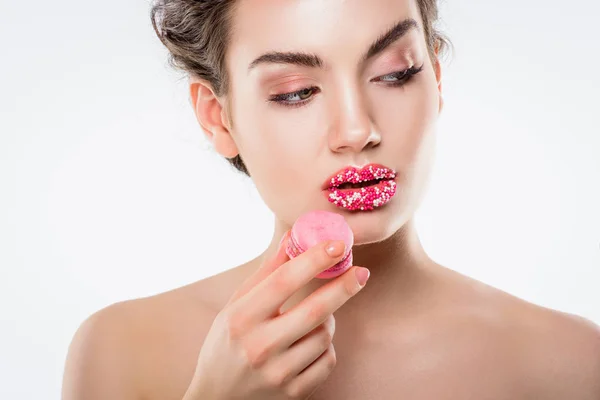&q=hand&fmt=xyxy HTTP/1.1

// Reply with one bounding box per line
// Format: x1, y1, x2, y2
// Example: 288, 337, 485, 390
183, 231, 370, 400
